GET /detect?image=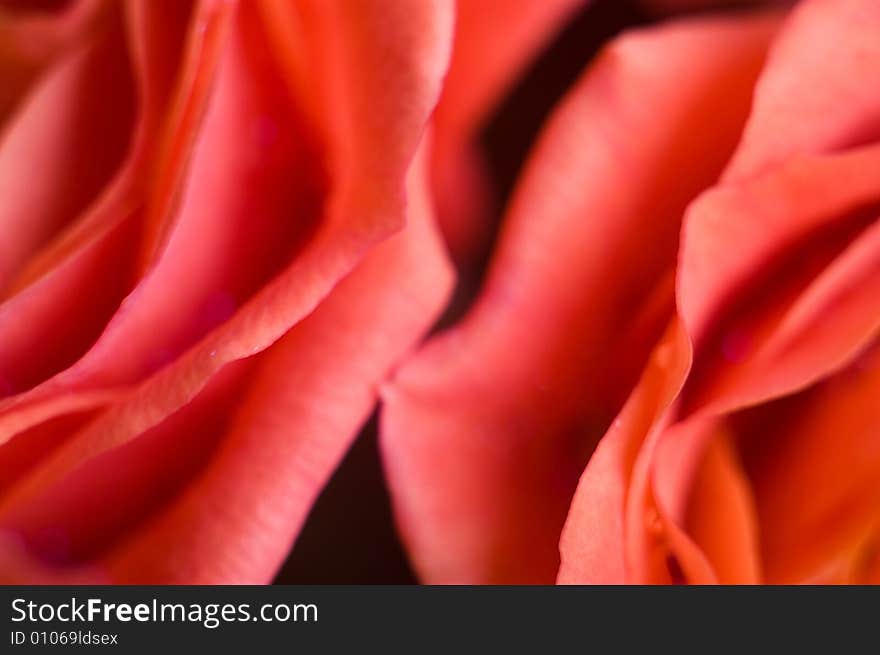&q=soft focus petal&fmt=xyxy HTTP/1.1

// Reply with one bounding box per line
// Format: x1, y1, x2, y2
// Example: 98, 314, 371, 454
0, 0, 452, 447
558, 321, 691, 583
382, 10, 779, 583
644, 417, 761, 583
0, 533, 106, 584
0, 0, 195, 396
735, 341, 880, 583
0, 5, 135, 287
725, 0, 880, 180
618, 0, 880, 583
0, 0, 104, 123
11, 0, 233, 291
0, 0, 453, 583
677, 145, 880, 415
441, 0, 584, 141
432, 0, 583, 261
0, 147, 453, 582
